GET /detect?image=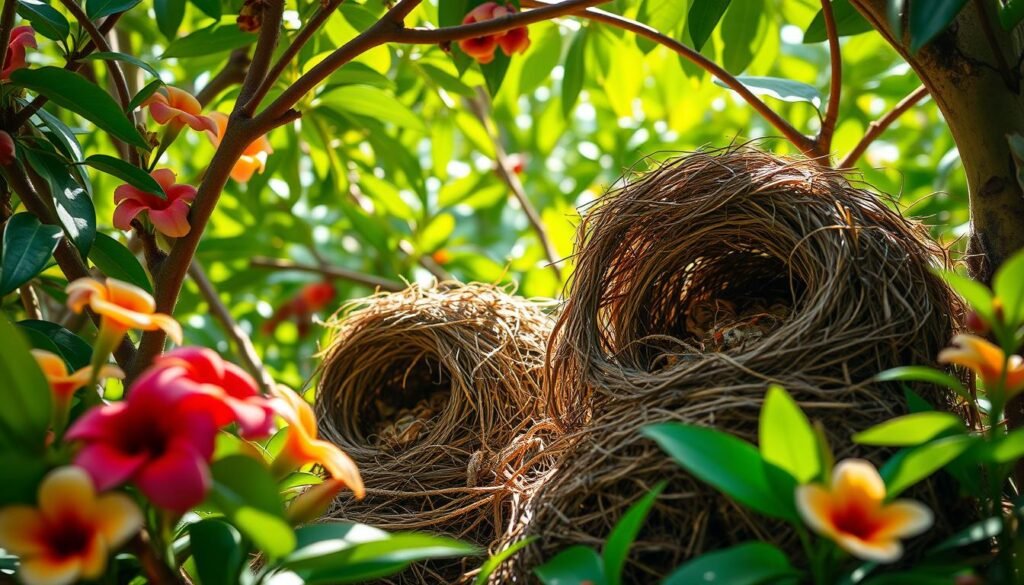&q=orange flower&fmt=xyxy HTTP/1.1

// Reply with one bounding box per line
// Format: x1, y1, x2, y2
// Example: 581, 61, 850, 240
205, 112, 273, 183
938, 334, 1024, 402
796, 459, 933, 563
32, 350, 123, 429
143, 86, 217, 134
0, 467, 142, 585
270, 387, 364, 499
